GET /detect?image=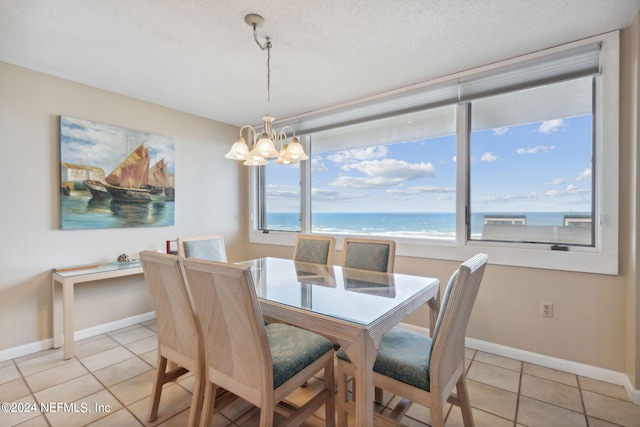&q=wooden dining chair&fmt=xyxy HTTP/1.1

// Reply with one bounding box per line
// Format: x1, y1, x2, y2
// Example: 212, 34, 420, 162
336, 253, 488, 427
294, 235, 336, 265
181, 258, 336, 427
342, 237, 396, 403
342, 237, 396, 273
139, 250, 204, 427
177, 234, 227, 262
